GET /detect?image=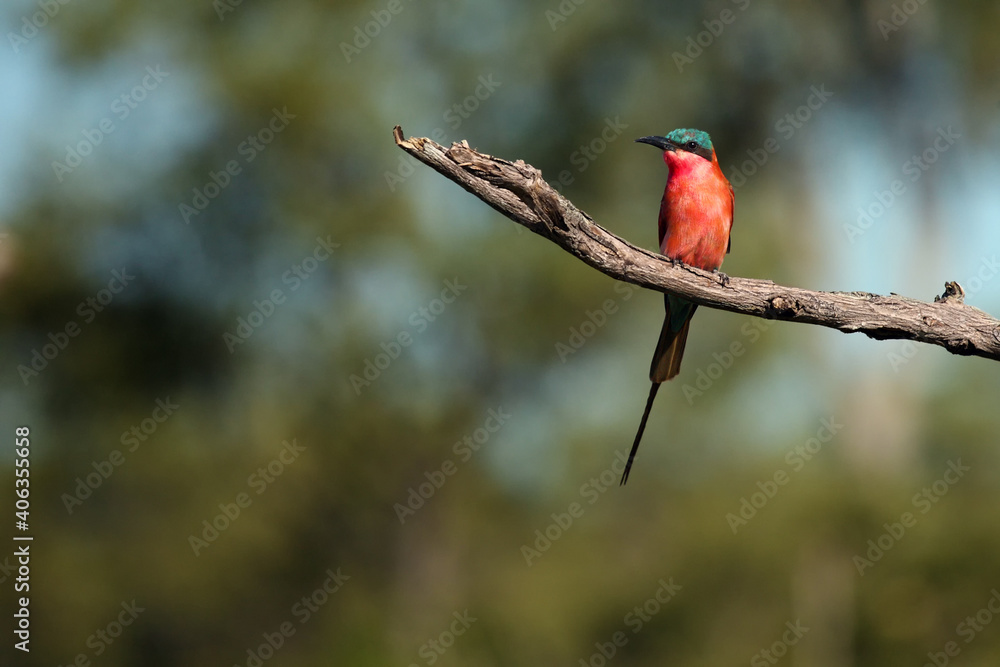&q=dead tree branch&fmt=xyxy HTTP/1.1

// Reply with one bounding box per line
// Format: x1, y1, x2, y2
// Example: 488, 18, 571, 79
392, 125, 1000, 363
